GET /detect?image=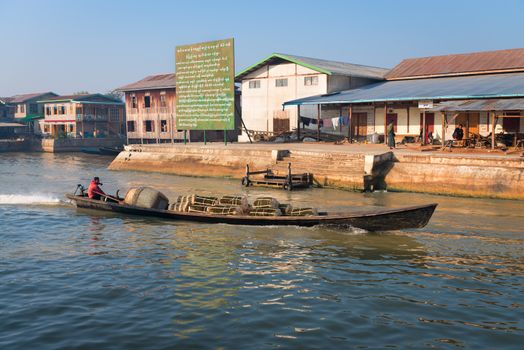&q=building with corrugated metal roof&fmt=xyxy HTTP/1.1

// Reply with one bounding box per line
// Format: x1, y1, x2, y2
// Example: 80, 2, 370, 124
117, 73, 240, 144
284, 48, 524, 148
6, 92, 59, 134
38, 94, 125, 139
0, 97, 15, 120
235, 53, 389, 142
